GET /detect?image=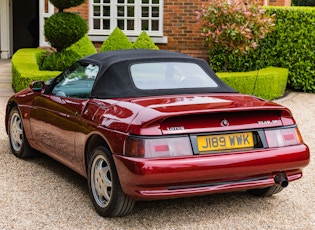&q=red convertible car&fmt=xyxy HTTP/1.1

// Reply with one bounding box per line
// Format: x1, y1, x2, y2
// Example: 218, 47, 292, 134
6, 49, 310, 217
